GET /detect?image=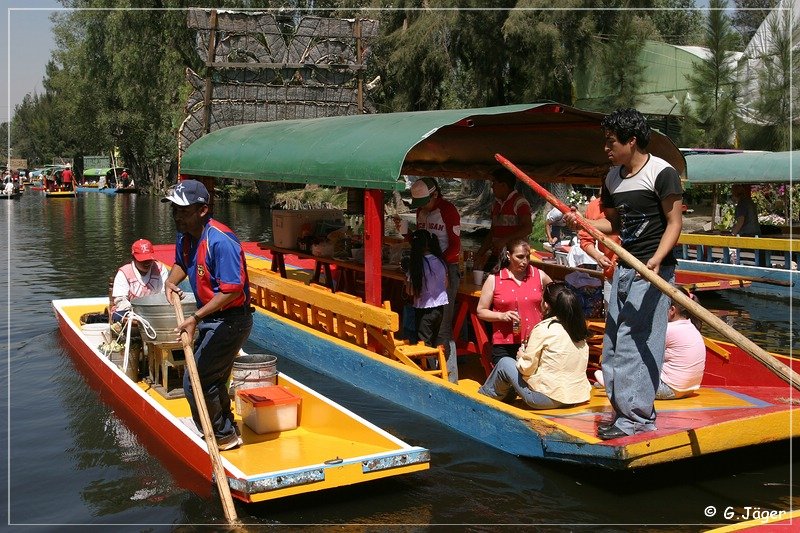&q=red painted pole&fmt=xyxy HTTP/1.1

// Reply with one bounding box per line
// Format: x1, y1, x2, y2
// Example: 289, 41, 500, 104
363, 189, 384, 306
